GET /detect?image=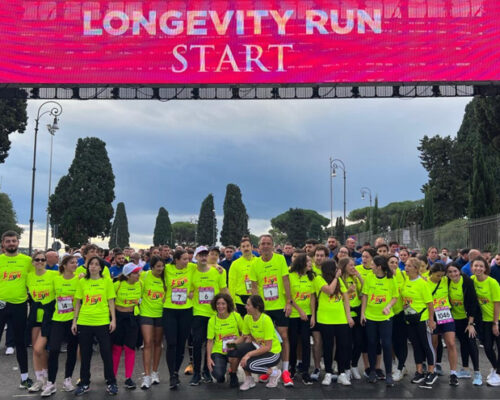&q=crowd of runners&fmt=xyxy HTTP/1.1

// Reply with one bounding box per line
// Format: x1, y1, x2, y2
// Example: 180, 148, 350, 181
1, 229, 500, 396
